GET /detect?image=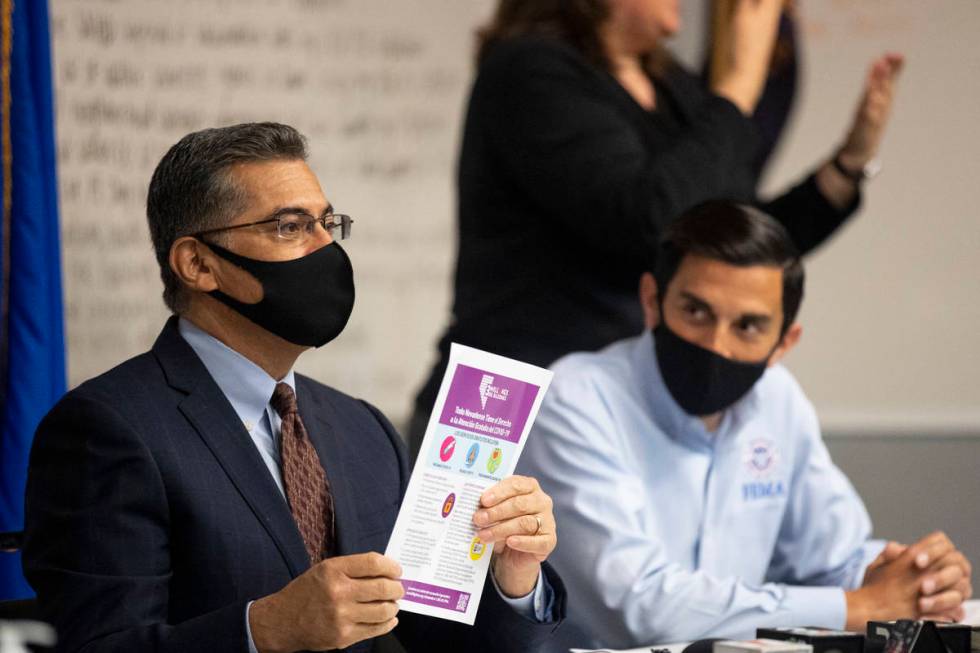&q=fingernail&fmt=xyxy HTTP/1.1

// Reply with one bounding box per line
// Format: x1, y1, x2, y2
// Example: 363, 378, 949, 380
923, 579, 936, 594
921, 598, 934, 611
474, 510, 488, 525
482, 490, 495, 504
917, 553, 929, 568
